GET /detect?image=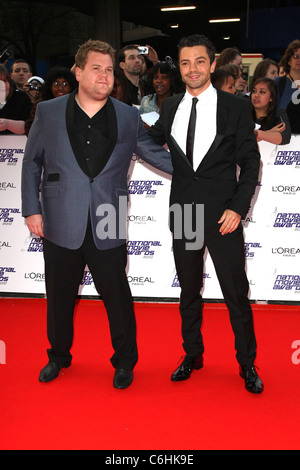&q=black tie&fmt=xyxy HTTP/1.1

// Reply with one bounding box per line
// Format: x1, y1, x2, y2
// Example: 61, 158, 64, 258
186, 97, 198, 166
